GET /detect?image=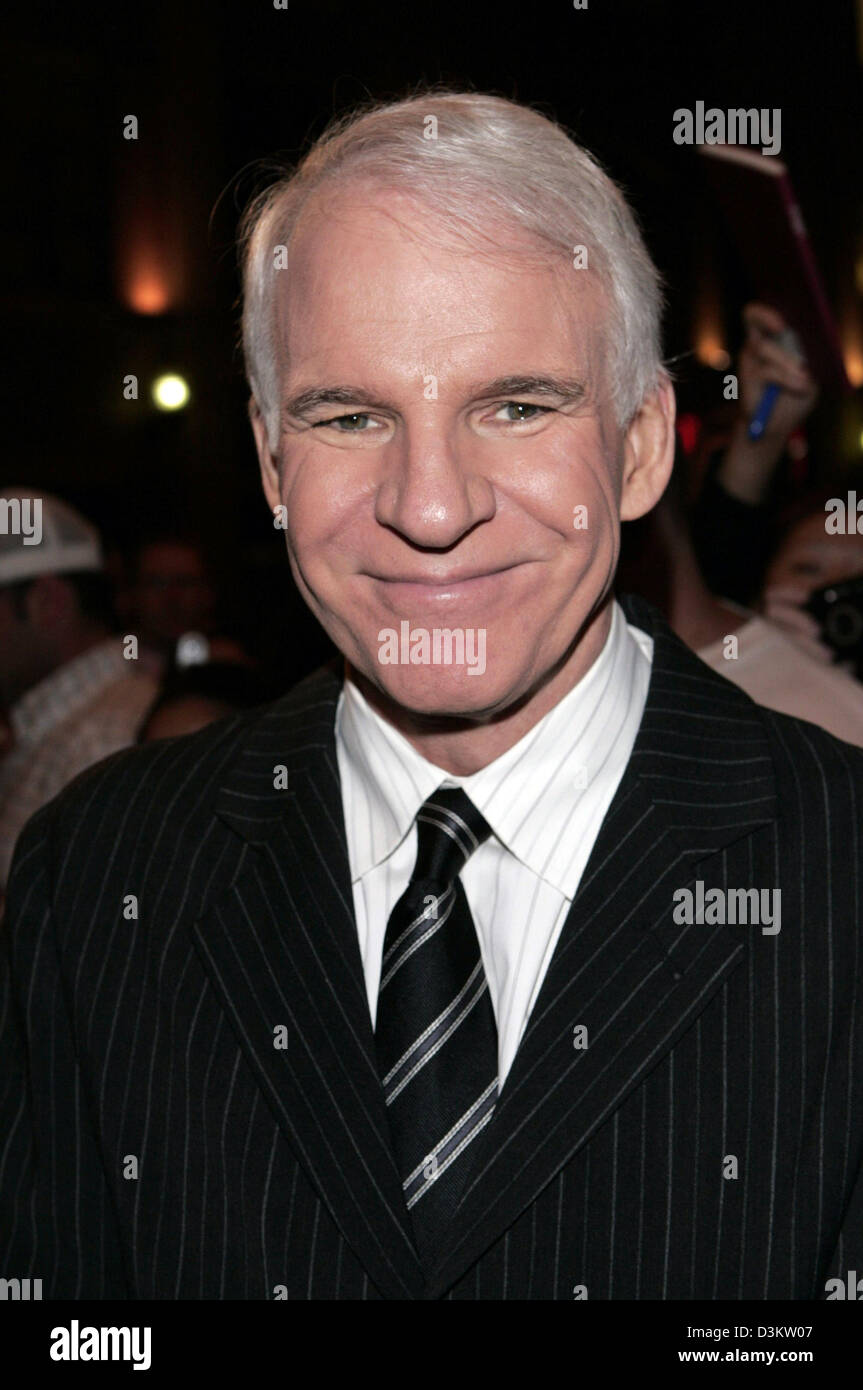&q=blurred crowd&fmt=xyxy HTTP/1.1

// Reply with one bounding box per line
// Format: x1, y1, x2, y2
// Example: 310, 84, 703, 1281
0, 511, 273, 893
620, 301, 863, 735
2, 301, 863, 900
